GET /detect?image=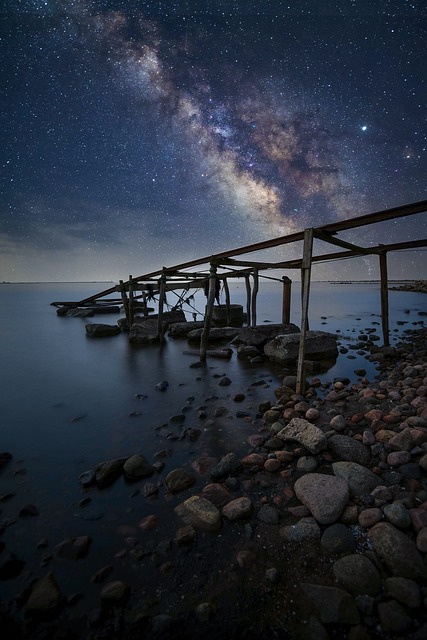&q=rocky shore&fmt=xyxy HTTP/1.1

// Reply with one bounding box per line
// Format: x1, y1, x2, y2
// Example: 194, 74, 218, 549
389, 280, 427, 294
1, 327, 427, 639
